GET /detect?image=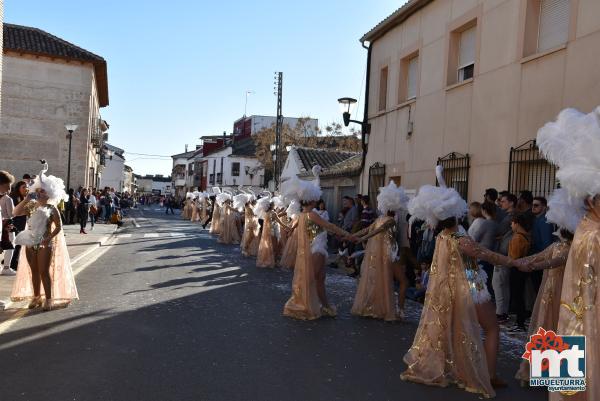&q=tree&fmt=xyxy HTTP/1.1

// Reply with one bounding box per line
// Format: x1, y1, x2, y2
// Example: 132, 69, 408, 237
252, 116, 361, 177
